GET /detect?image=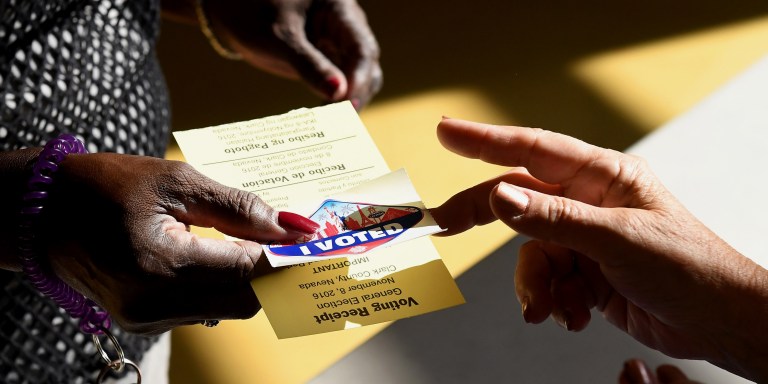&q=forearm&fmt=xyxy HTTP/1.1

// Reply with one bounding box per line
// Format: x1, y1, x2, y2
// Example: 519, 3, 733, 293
0, 148, 43, 271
